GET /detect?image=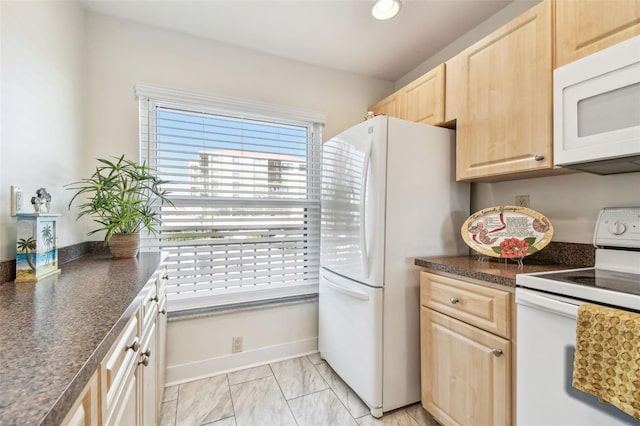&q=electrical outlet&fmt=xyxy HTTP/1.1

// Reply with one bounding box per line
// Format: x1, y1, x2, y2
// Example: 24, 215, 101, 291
10, 186, 23, 216
515, 194, 530, 208
232, 336, 243, 353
